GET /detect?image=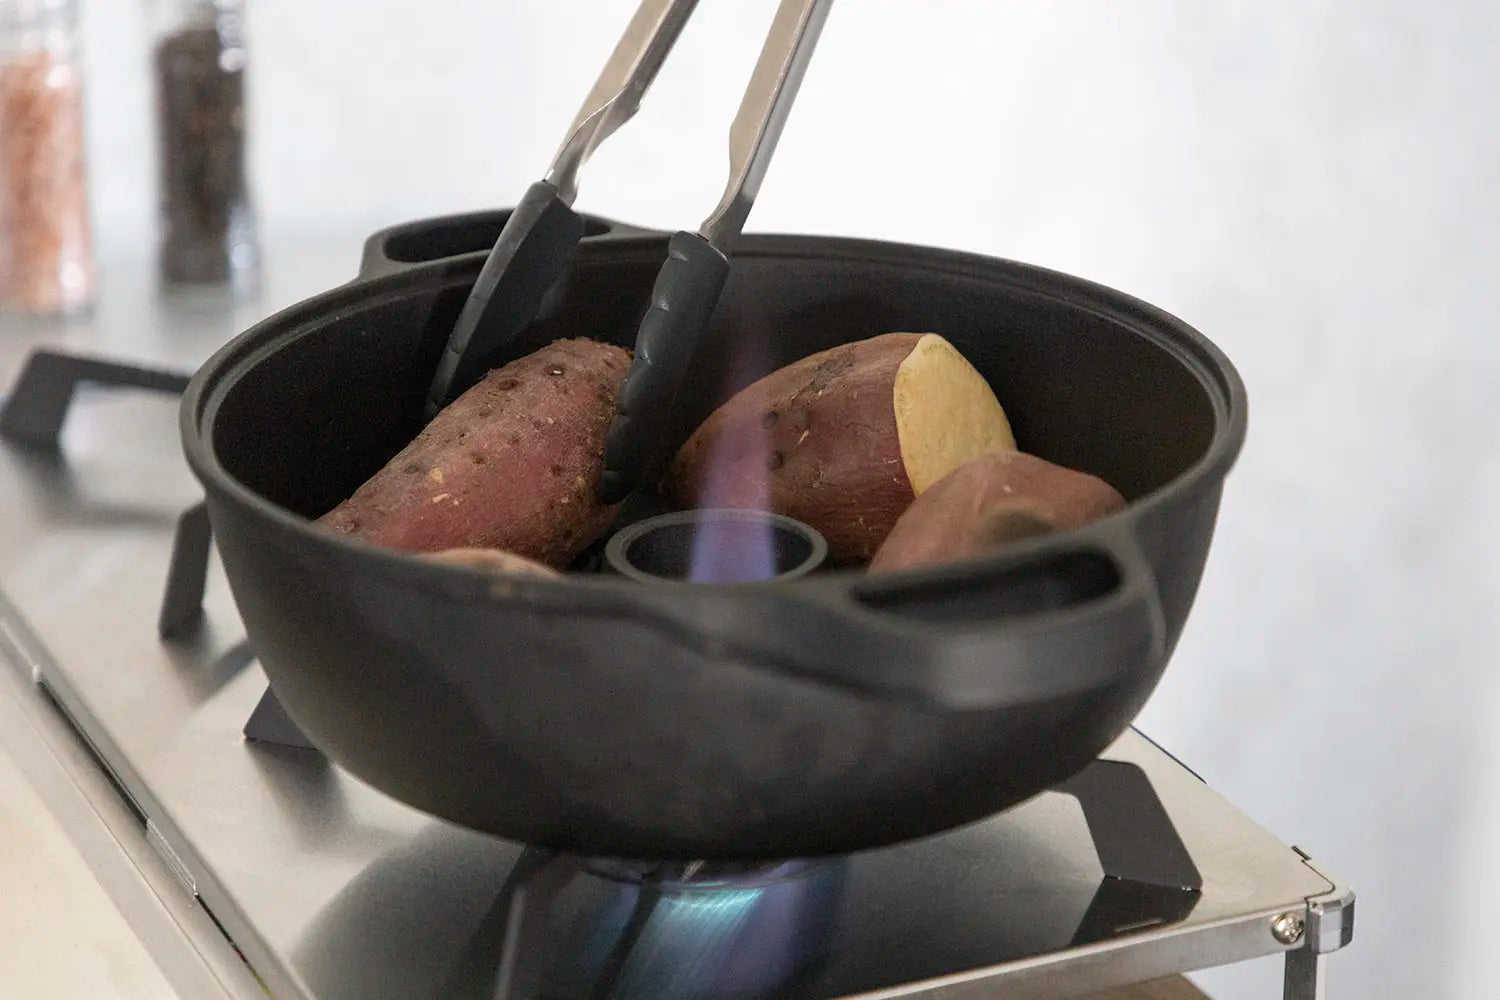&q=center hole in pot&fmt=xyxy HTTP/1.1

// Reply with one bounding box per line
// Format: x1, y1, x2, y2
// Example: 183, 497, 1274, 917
605, 509, 827, 584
